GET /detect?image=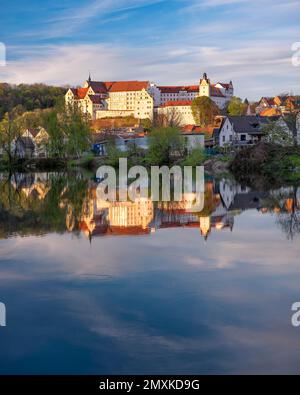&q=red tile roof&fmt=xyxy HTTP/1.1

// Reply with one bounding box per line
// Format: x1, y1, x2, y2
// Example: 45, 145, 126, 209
210, 86, 225, 97
158, 85, 199, 93
182, 124, 194, 132
186, 85, 199, 92
158, 84, 225, 97
77, 87, 89, 99
162, 100, 193, 107
260, 97, 275, 106
108, 81, 149, 92
181, 125, 205, 134
260, 108, 282, 117
89, 81, 149, 93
